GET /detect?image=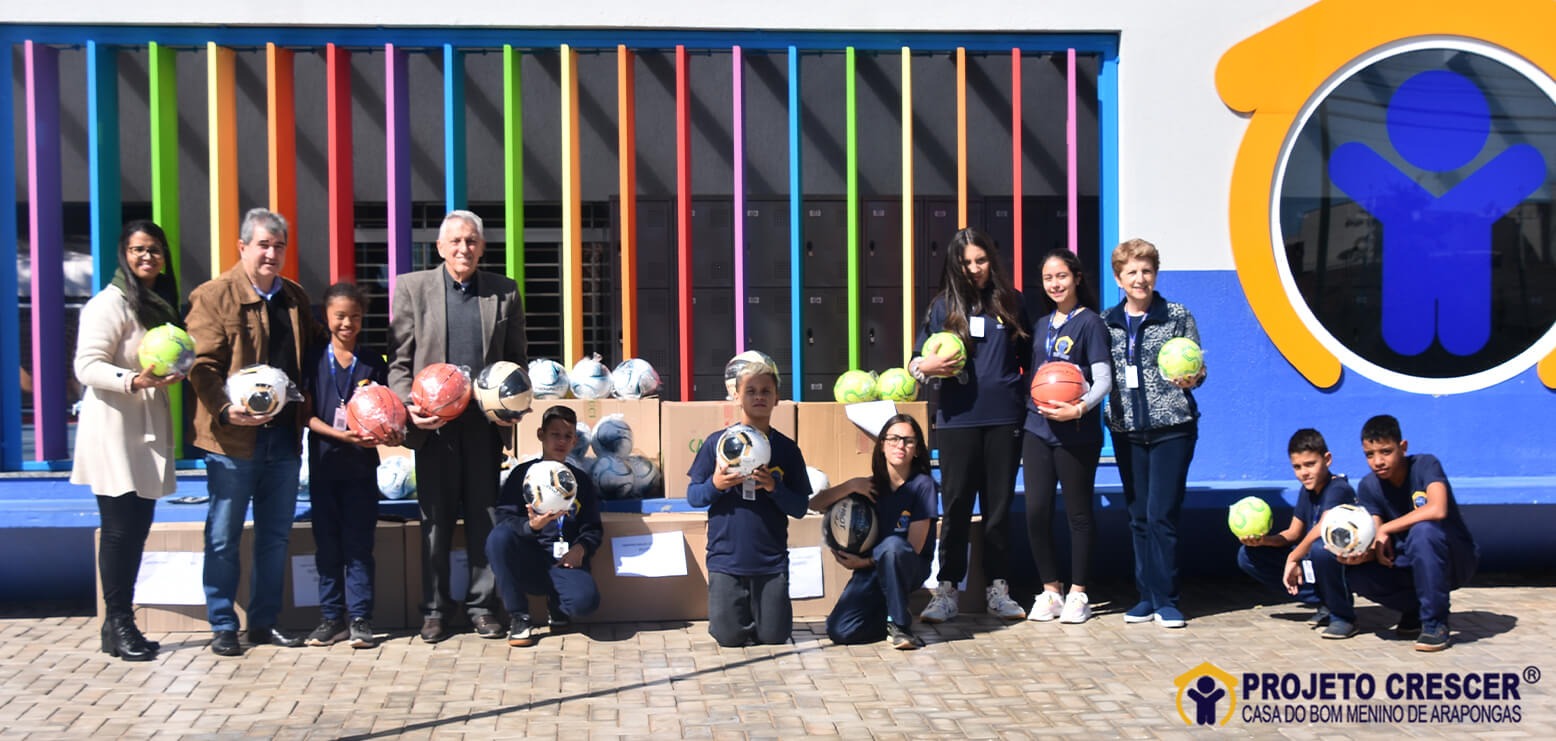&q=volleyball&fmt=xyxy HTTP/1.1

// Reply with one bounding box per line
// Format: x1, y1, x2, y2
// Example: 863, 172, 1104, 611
610, 358, 662, 399
376, 455, 417, 500
717, 423, 772, 476
345, 383, 408, 441
411, 363, 472, 422
591, 413, 634, 458
822, 494, 882, 556
472, 361, 534, 423
1227, 496, 1273, 539
724, 350, 779, 399
569, 355, 614, 399
1321, 504, 1377, 559
921, 332, 966, 376
523, 460, 580, 514
528, 358, 571, 399
875, 367, 918, 401
1157, 337, 1204, 380
136, 324, 195, 377
590, 454, 635, 500
225, 364, 291, 416
626, 454, 663, 499
1030, 361, 1087, 406
833, 370, 878, 404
